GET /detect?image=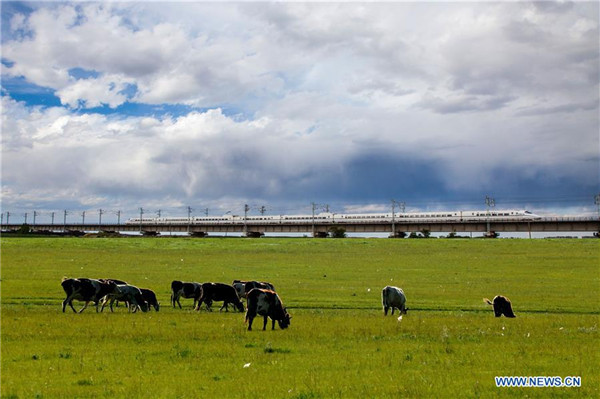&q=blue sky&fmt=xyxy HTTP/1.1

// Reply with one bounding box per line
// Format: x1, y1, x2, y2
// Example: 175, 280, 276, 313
1, 1, 598, 222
